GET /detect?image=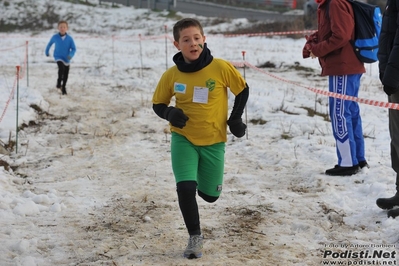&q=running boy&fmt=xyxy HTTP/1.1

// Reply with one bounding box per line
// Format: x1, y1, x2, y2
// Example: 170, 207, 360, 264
45, 20, 76, 95
152, 18, 249, 259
